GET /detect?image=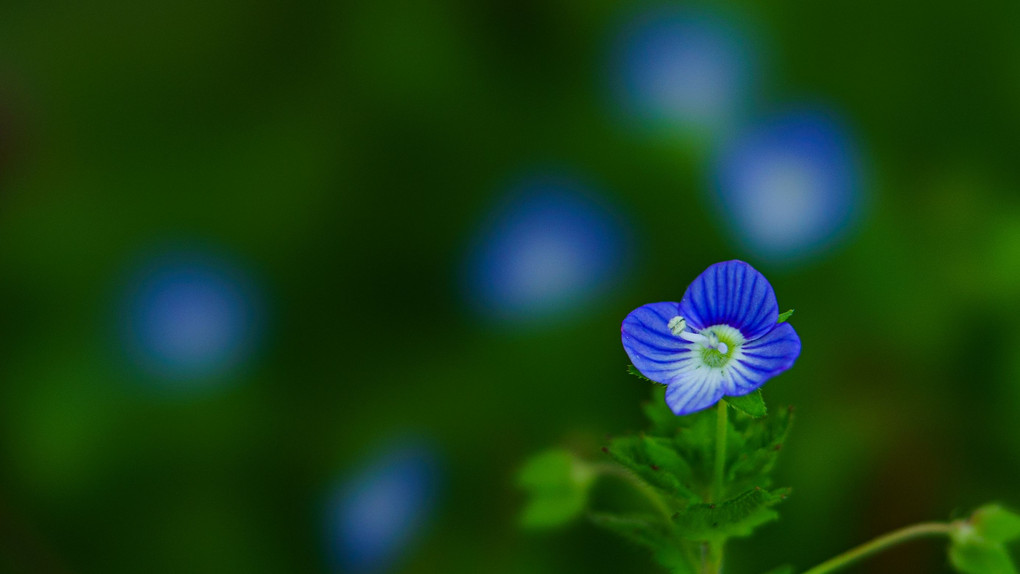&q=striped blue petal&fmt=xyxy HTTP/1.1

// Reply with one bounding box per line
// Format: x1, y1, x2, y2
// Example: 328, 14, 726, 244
621, 301, 691, 384
665, 373, 726, 415
677, 260, 778, 341
726, 323, 801, 396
